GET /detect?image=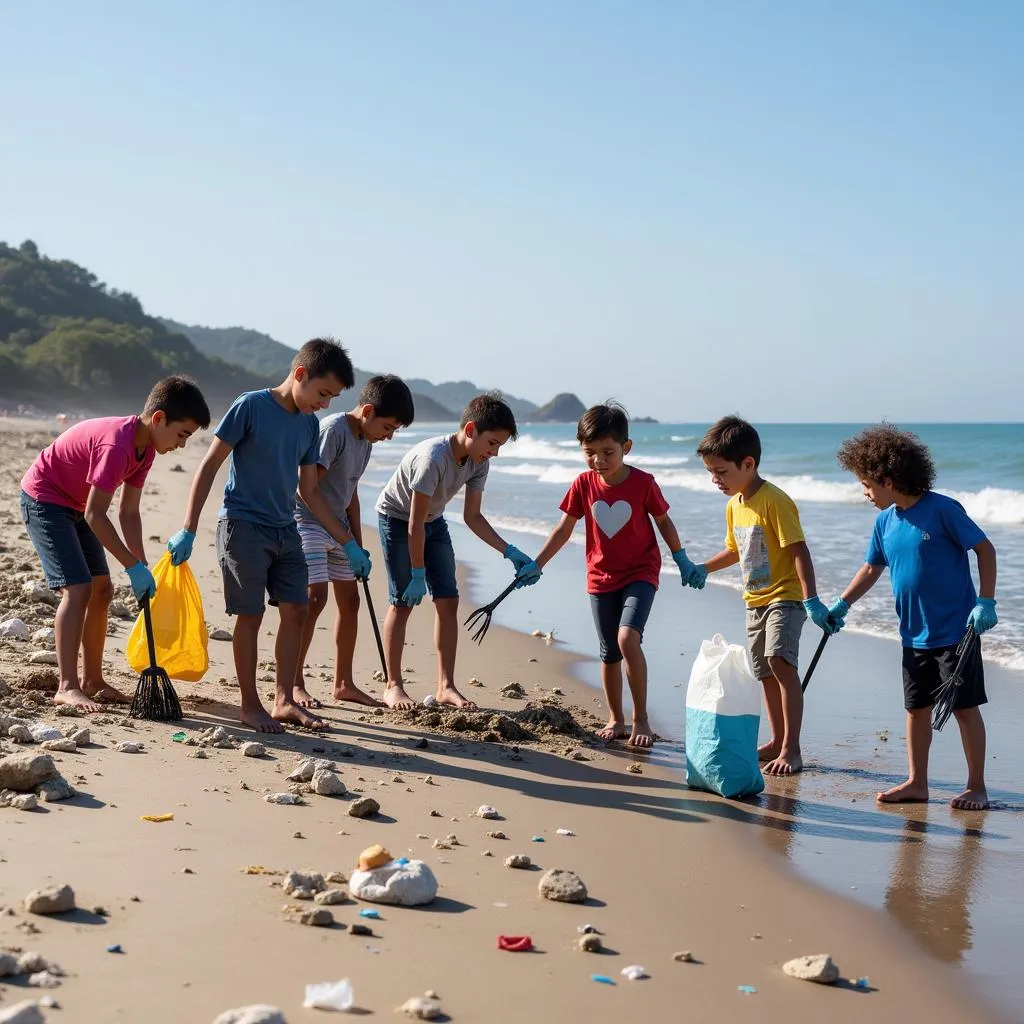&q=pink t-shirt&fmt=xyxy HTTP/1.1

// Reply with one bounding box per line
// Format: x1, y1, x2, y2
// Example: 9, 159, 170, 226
21, 416, 155, 512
